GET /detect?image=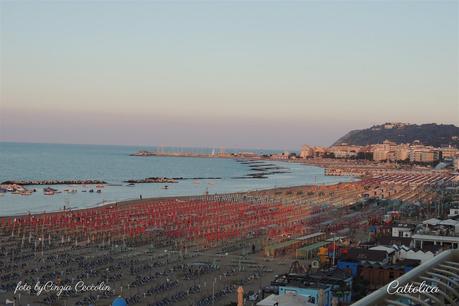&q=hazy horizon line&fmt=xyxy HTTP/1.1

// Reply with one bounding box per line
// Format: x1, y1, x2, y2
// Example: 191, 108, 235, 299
2, 119, 457, 152
0, 140, 294, 152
